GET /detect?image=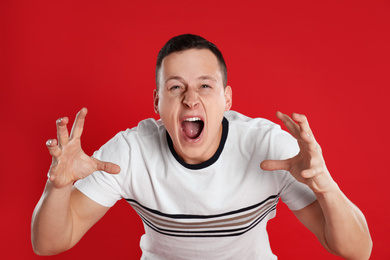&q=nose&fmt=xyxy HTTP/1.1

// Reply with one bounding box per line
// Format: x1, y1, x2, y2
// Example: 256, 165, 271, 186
183, 90, 199, 108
